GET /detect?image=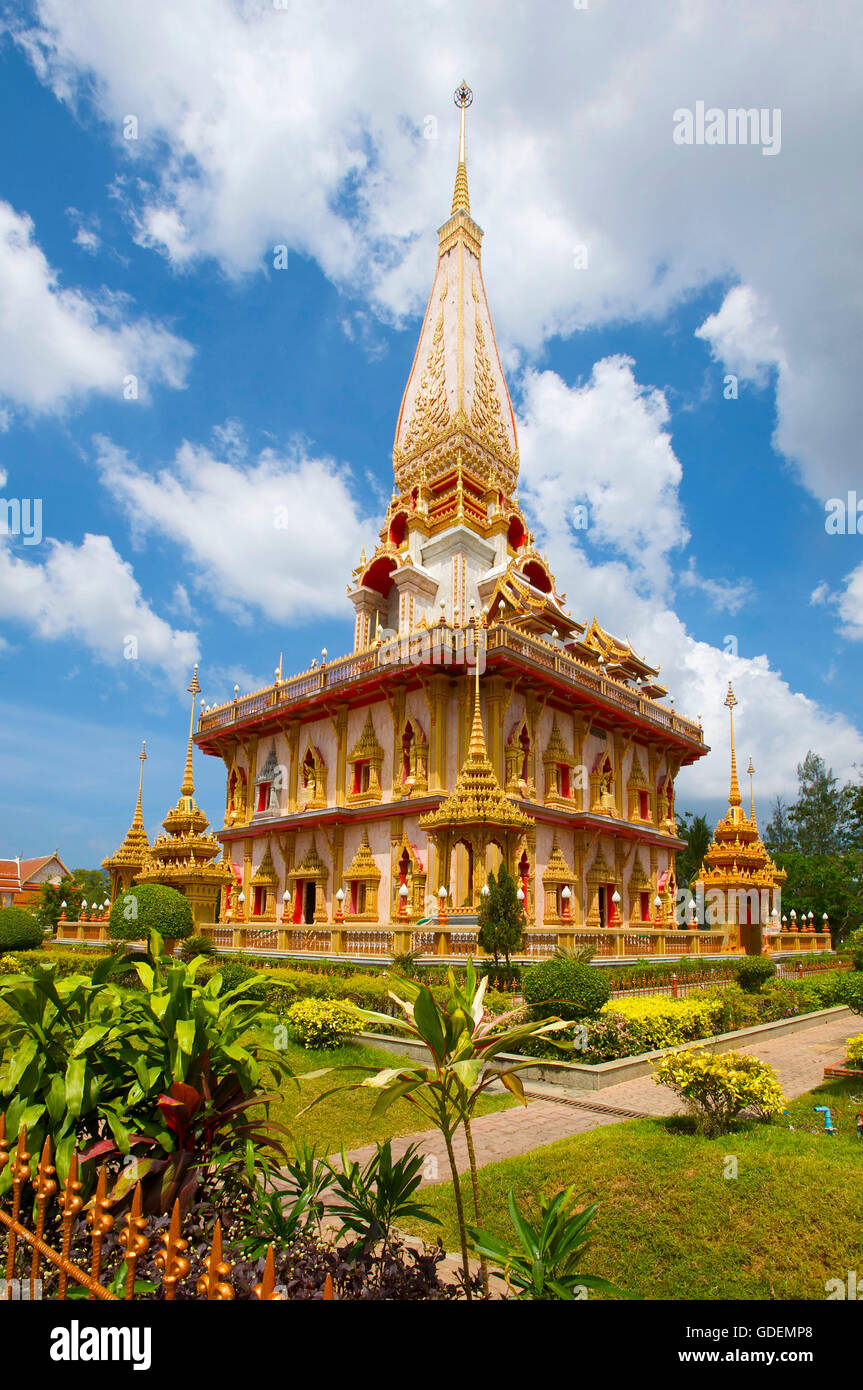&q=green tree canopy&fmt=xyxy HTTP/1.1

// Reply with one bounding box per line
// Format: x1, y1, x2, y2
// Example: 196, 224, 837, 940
476, 863, 526, 968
